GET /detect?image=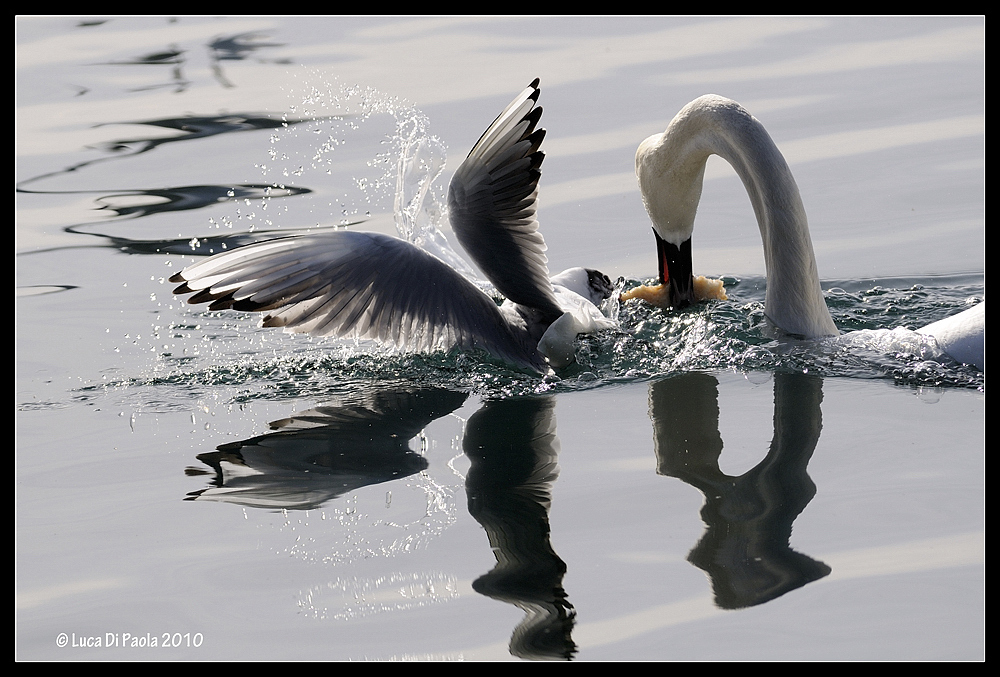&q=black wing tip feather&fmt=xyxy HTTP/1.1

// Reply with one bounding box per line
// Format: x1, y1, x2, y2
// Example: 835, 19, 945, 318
523, 106, 543, 134
186, 288, 225, 305
173, 279, 269, 313
231, 298, 269, 312
464, 80, 543, 161
205, 291, 240, 311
